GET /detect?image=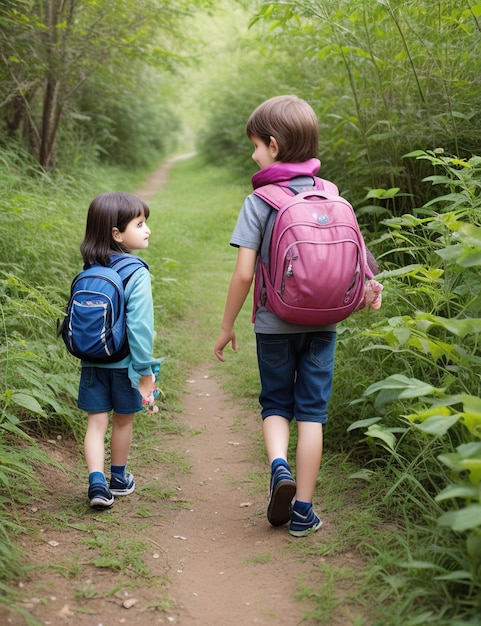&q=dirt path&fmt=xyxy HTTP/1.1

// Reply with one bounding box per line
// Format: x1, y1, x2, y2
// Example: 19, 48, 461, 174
155, 368, 324, 625
3, 367, 328, 626
1, 158, 366, 626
